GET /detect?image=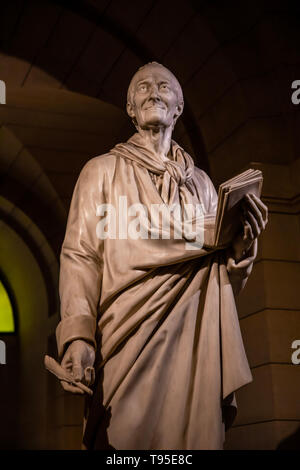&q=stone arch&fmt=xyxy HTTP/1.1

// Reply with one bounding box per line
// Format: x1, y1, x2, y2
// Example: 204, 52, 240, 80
0, 125, 66, 254
0, 216, 59, 448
